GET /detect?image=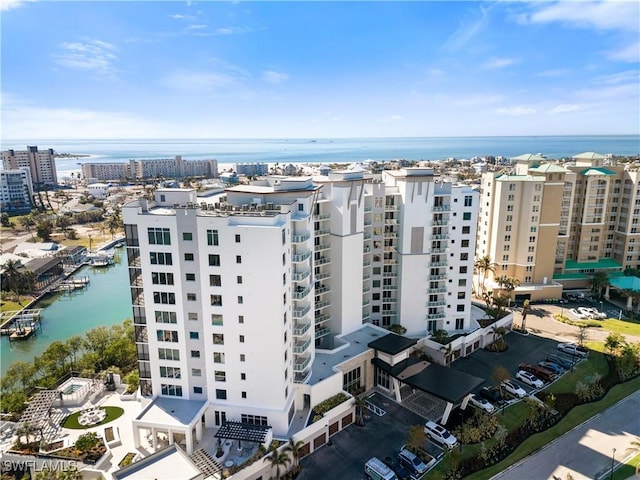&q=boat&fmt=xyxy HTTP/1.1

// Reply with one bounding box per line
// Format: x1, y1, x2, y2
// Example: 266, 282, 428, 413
9, 326, 35, 341
92, 257, 114, 267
